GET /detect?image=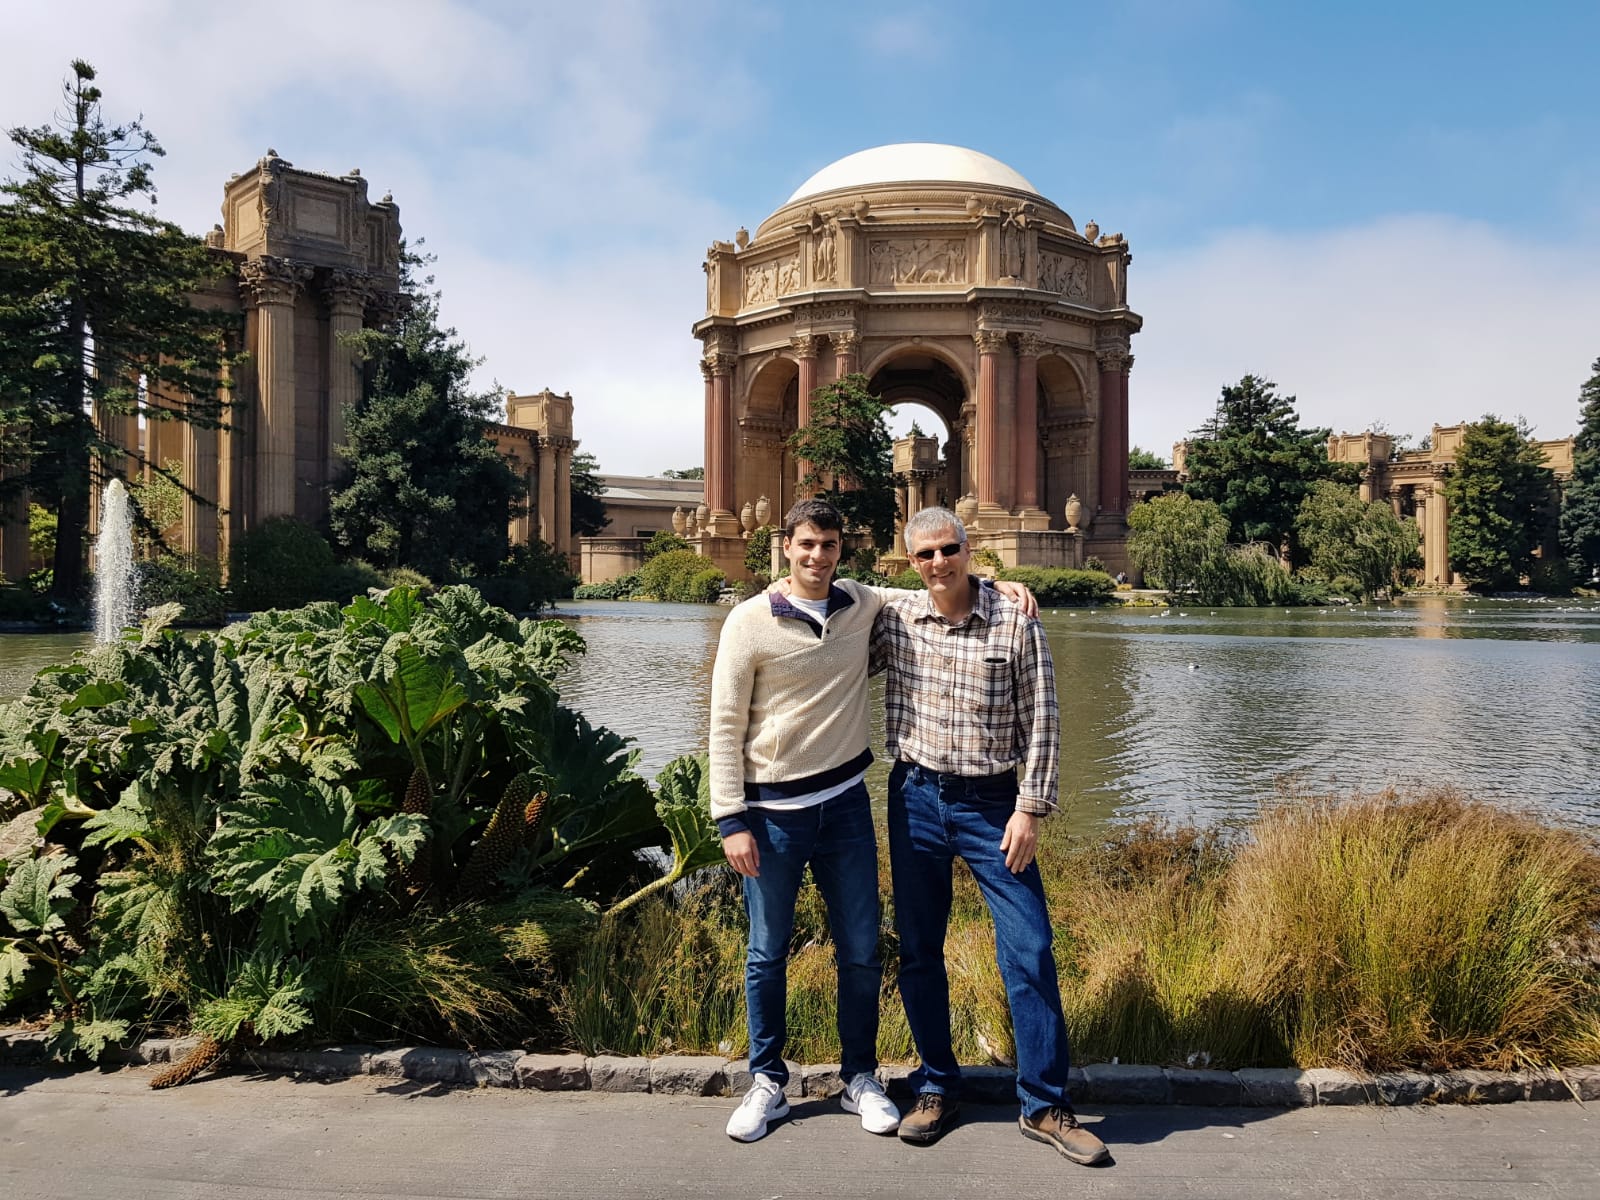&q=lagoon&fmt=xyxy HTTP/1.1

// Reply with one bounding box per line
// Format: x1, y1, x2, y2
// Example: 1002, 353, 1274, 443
6, 595, 1598, 834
